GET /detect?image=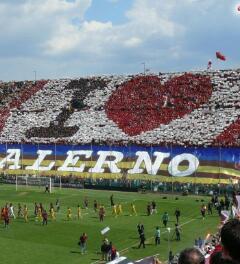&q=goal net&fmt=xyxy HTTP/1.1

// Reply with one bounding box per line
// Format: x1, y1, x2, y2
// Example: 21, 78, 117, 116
15, 175, 55, 193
